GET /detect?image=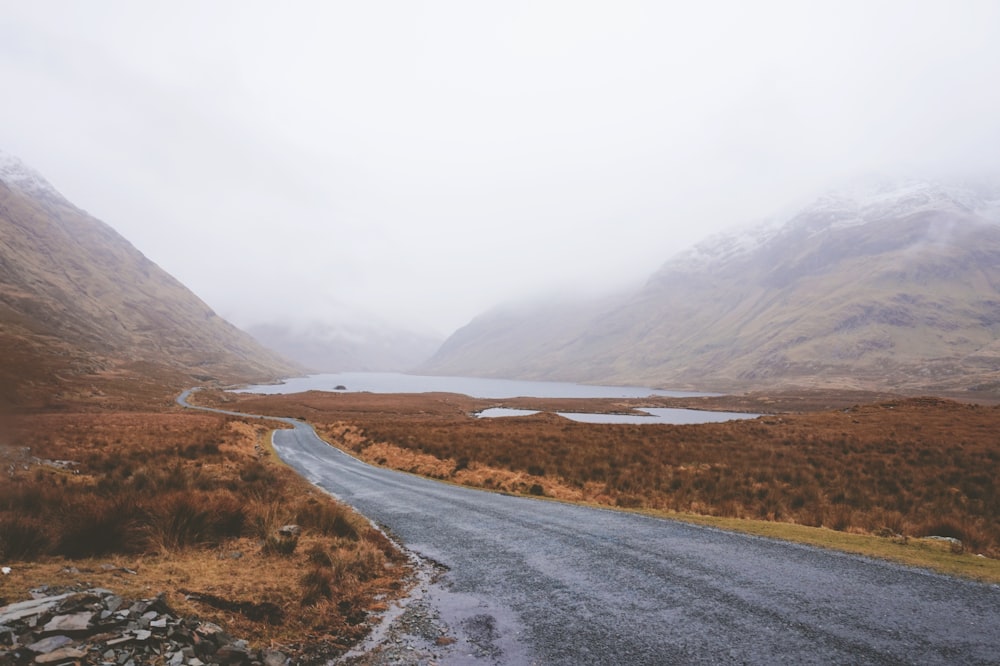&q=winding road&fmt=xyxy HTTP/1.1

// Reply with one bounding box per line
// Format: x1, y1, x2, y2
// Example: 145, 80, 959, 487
178, 390, 1000, 665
